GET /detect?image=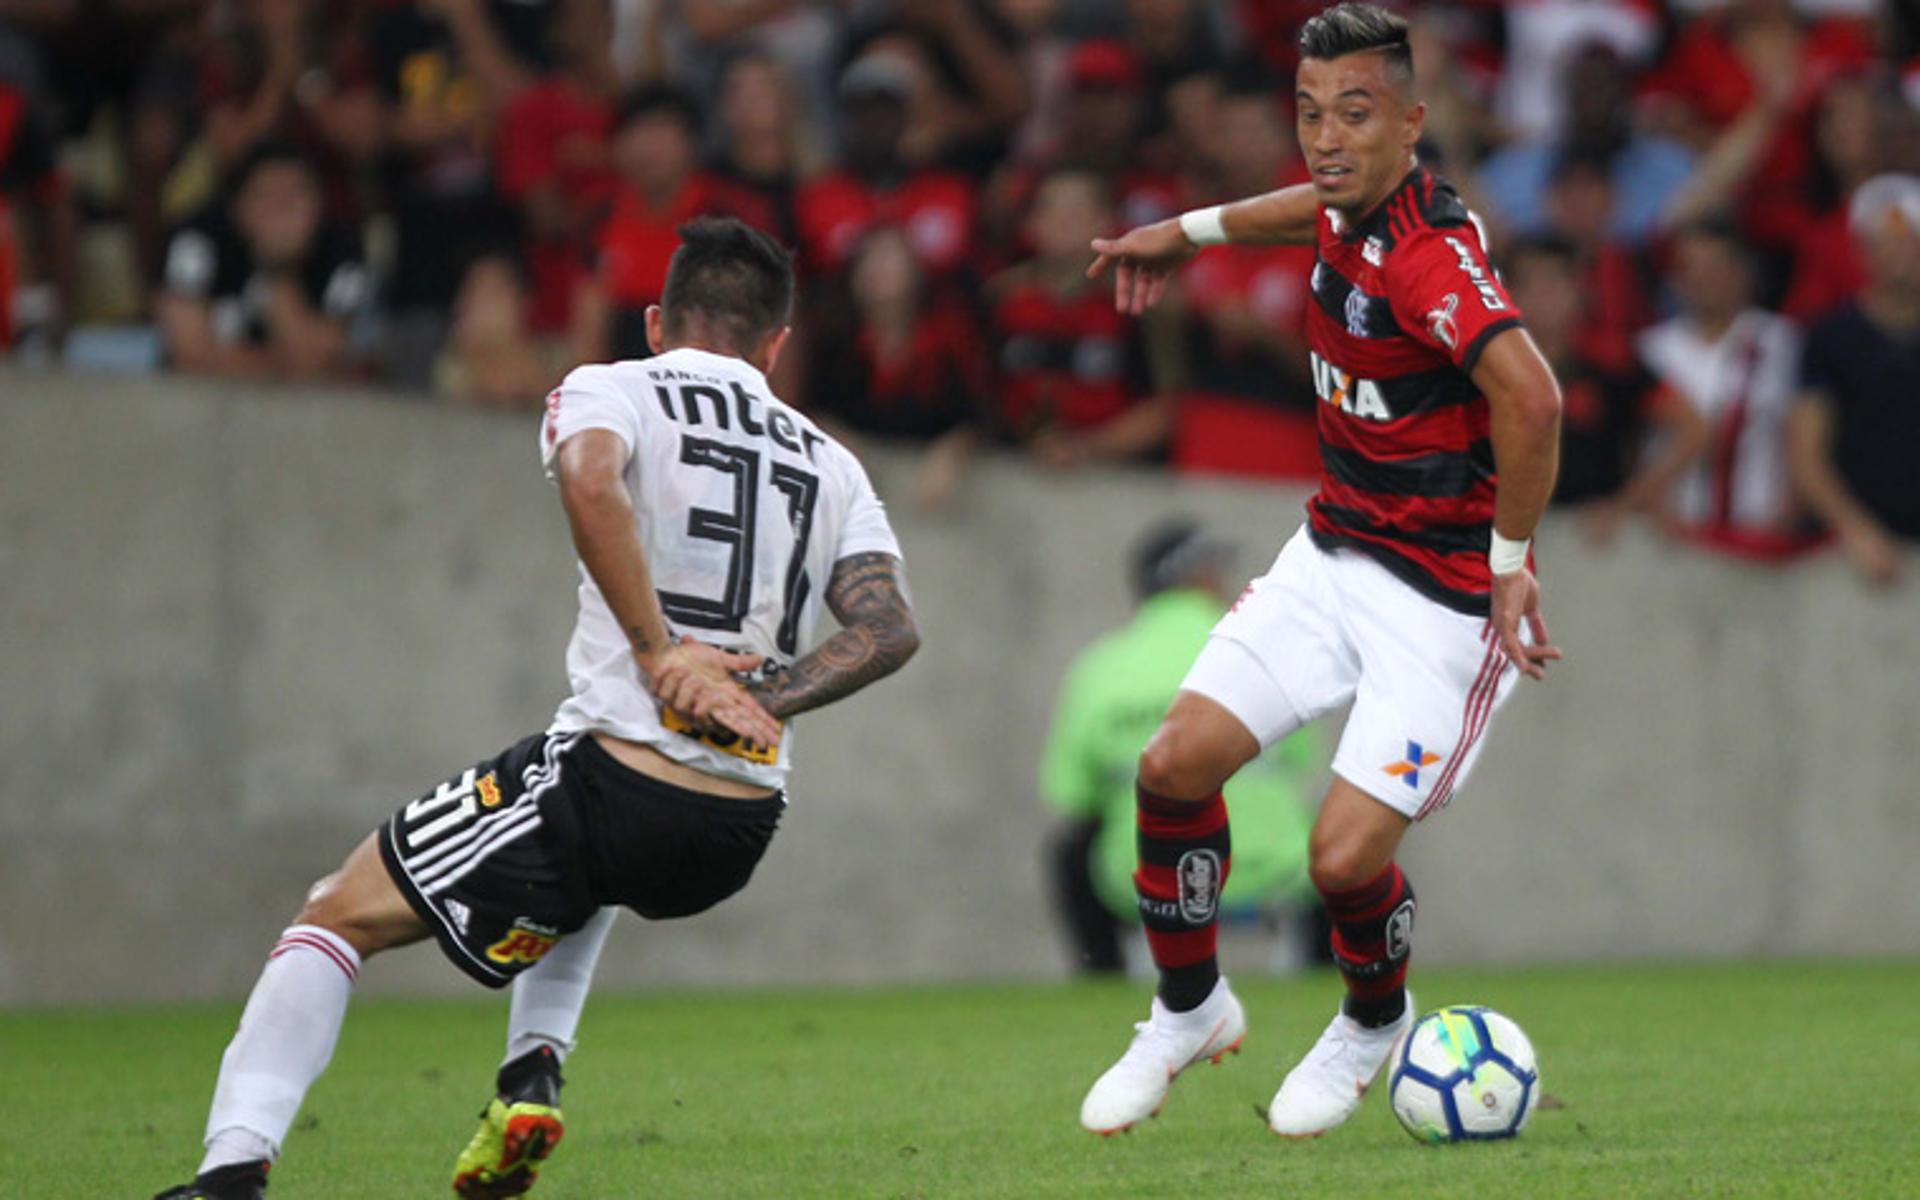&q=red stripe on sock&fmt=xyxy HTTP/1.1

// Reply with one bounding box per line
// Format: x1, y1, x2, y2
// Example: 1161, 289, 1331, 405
1135, 791, 1227, 840
271, 933, 359, 983
1142, 924, 1218, 969
1320, 865, 1401, 922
